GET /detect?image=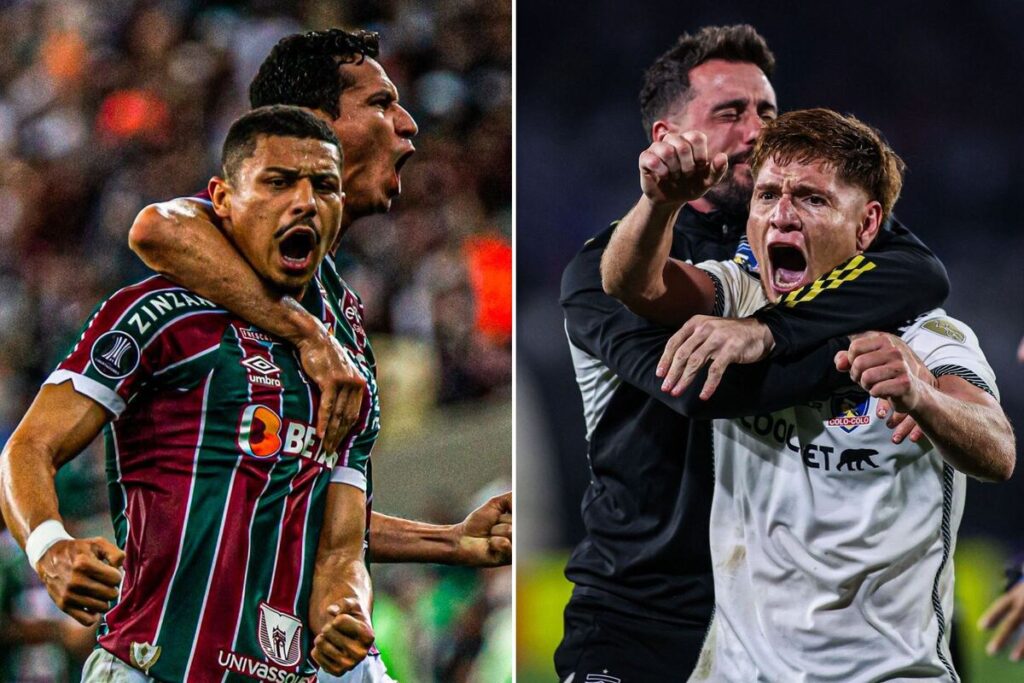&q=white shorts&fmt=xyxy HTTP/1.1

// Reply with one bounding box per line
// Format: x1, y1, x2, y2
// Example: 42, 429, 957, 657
317, 653, 397, 683
81, 648, 155, 683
